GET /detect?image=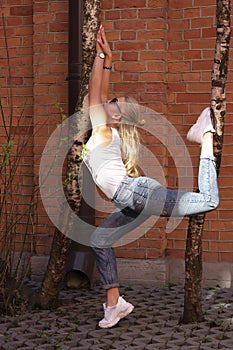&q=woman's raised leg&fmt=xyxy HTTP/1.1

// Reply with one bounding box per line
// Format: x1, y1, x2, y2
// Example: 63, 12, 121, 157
143, 108, 219, 217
